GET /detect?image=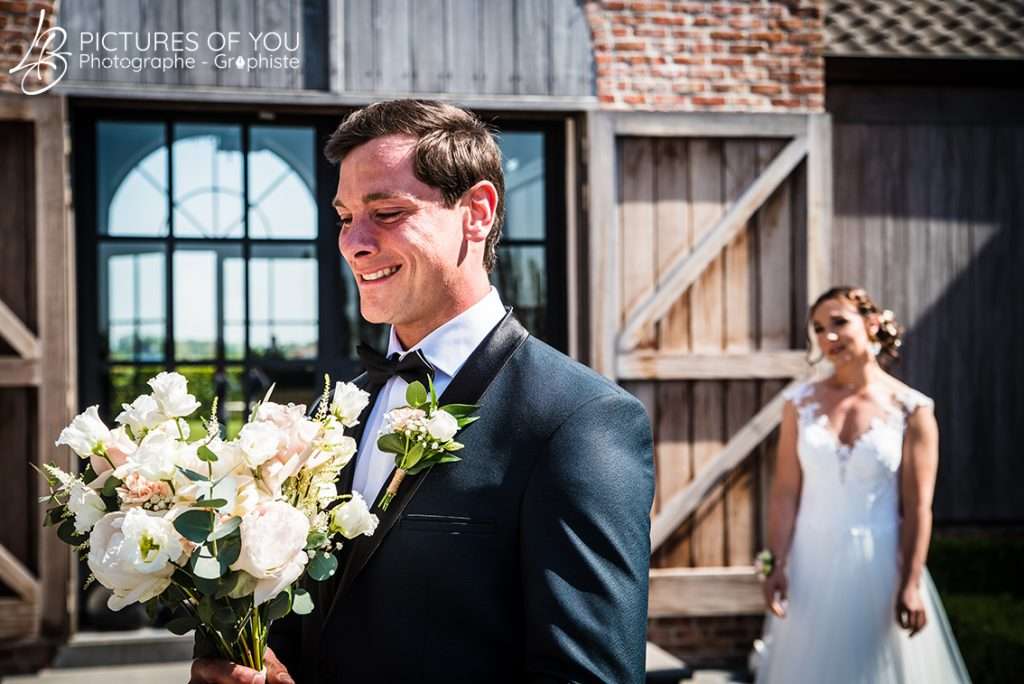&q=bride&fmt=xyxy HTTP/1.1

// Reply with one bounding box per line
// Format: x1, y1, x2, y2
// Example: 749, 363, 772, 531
755, 286, 970, 683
